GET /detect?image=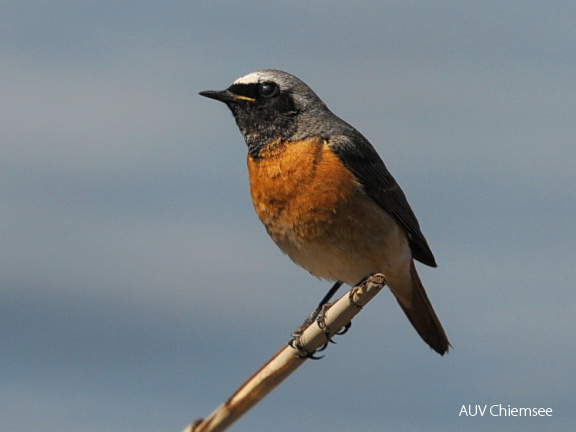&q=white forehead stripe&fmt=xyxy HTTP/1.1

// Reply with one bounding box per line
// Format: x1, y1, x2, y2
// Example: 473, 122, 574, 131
233, 71, 272, 85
